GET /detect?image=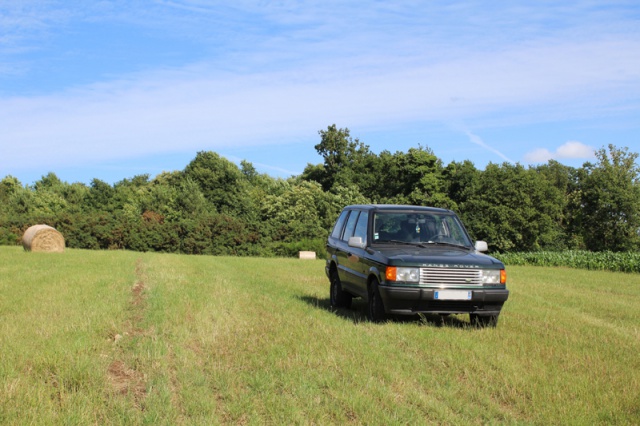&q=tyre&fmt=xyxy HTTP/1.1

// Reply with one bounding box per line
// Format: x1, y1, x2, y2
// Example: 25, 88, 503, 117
330, 268, 352, 309
470, 313, 499, 327
367, 279, 386, 323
